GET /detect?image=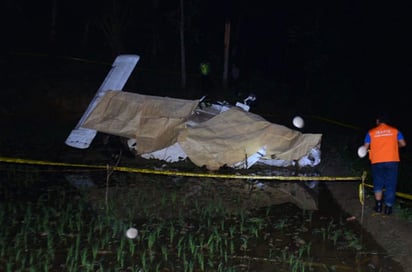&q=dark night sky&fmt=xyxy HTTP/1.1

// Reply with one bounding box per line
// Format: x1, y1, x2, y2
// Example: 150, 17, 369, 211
2, 0, 412, 128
